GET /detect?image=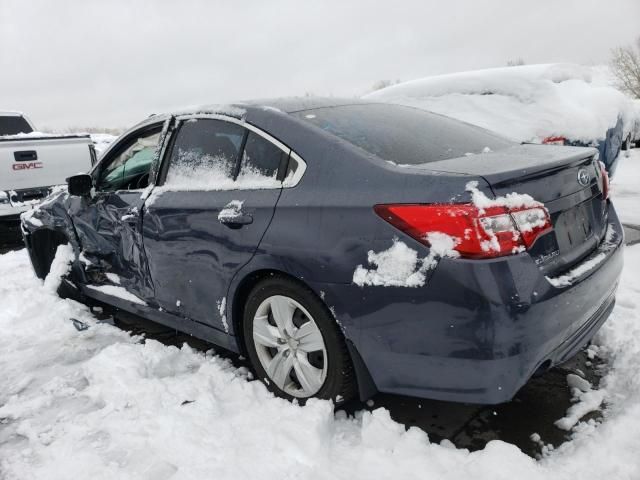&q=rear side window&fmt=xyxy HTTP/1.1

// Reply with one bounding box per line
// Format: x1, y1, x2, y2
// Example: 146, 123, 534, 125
164, 119, 285, 190
293, 104, 513, 164
238, 131, 287, 184
165, 119, 245, 189
0, 115, 33, 135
